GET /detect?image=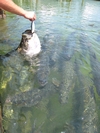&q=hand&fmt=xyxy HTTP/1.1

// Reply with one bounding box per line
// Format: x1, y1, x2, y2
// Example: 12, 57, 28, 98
24, 11, 36, 21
